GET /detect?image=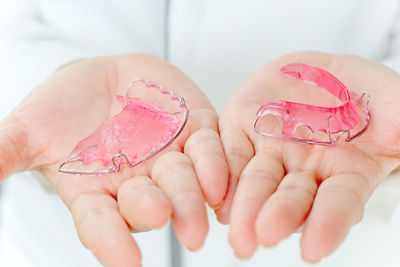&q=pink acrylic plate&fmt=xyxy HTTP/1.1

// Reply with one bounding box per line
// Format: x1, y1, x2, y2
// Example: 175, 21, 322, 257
59, 79, 189, 175
254, 63, 370, 145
